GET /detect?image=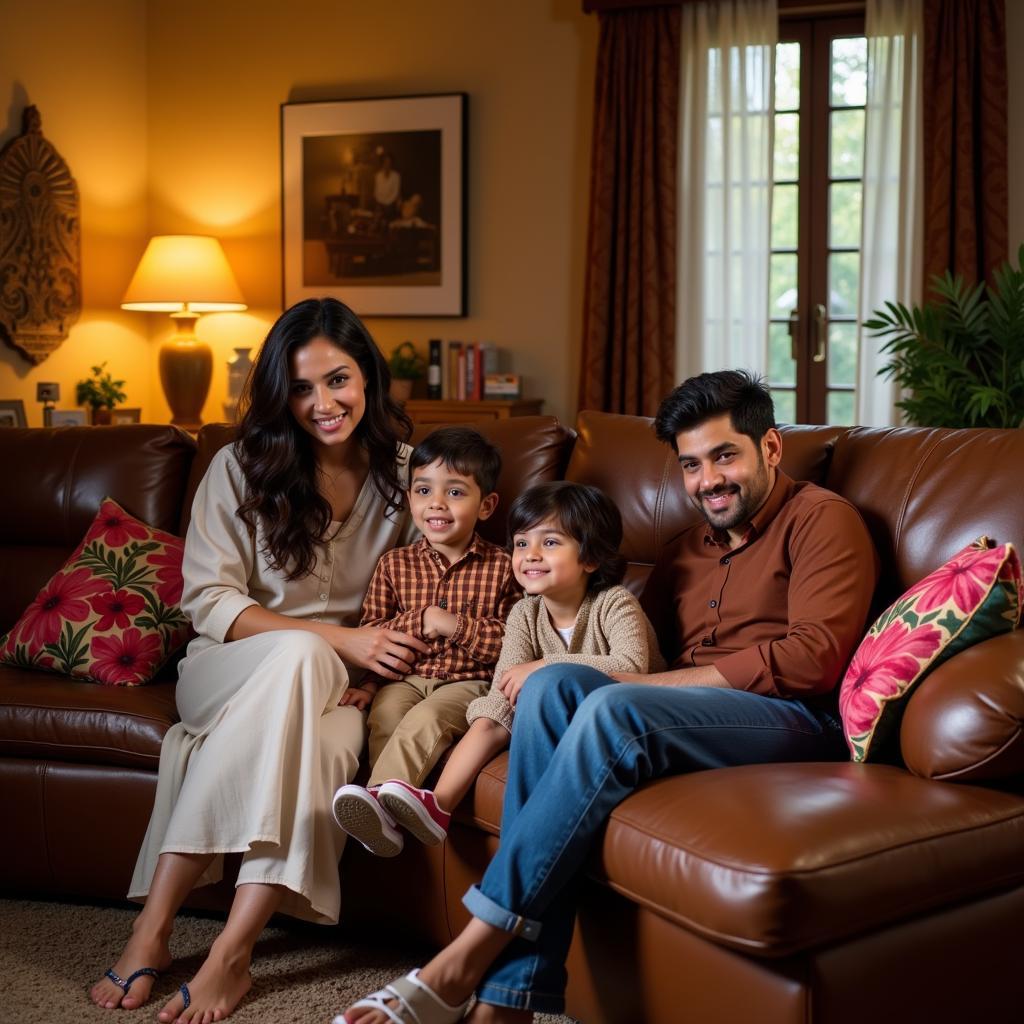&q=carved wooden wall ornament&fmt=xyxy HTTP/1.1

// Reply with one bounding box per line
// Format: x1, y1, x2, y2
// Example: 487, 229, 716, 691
0, 106, 82, 364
